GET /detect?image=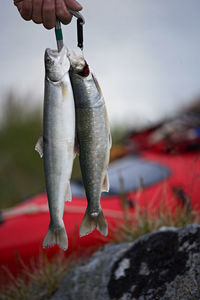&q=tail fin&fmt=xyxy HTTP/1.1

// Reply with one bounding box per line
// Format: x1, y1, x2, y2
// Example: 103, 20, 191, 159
79, 209, 108, 237
43, 225, 68, 251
